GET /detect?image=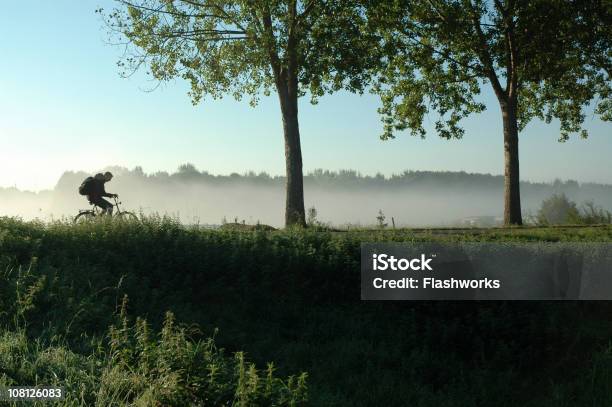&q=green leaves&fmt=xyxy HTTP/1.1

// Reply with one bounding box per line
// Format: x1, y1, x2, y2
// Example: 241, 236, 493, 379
102, 1, 376, 106
367, 0, 487, 140
367, 0, 611, 142
102, 1, 262, 105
